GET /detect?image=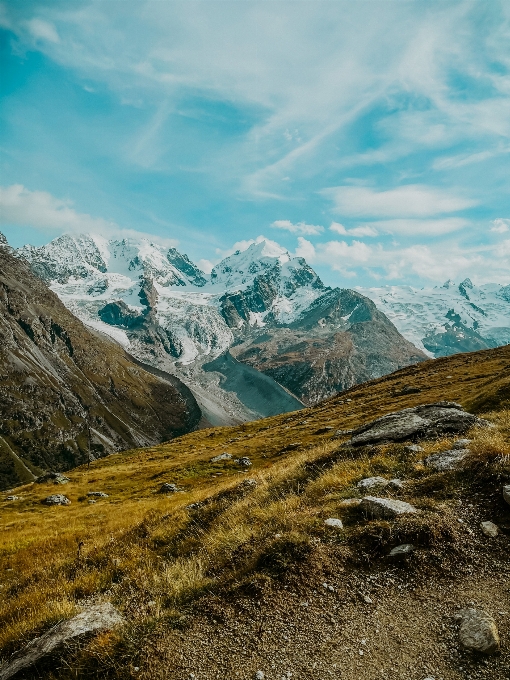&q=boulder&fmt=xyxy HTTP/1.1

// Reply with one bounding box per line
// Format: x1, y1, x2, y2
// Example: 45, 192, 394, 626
458, 608, 500, 654
360, 496, 417, 519
42, 494, 70, 506
0, 603, 123, 680
424, 449, 468, 471
404, 444, 424, 454
357, 476, 388, 490
324, 517, 343, 529
235, 457, 252, 467
35, 472, 70, 485
349, 403, 489, 447
480, 521, 499, 538
87, 491, 109, 498
503, 485, 510, 506
158, 483, 178, 494
210, 452, 232, 462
